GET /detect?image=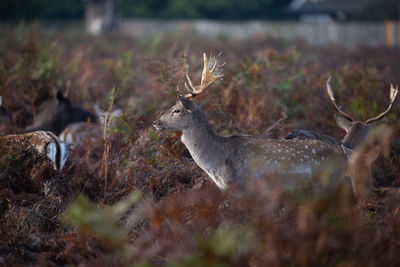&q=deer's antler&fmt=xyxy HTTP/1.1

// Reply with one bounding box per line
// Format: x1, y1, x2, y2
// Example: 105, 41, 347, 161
326, 76, 355, 121
365, 83, 399, 124
178, 46, 225, 98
